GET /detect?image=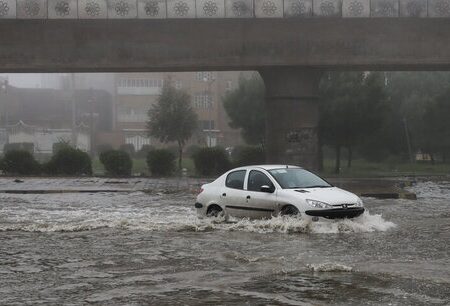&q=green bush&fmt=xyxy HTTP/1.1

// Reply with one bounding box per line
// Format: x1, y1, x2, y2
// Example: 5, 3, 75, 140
99, 150, 132, 176
146, 149, 175, 176
4, 142, 34, 154
136, 144, 154, 158
119, 144, 135, 157
1, 150, 41, 175
192, 147, 231, 176
232, 146, 265, 167
45, 146, 92, 176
